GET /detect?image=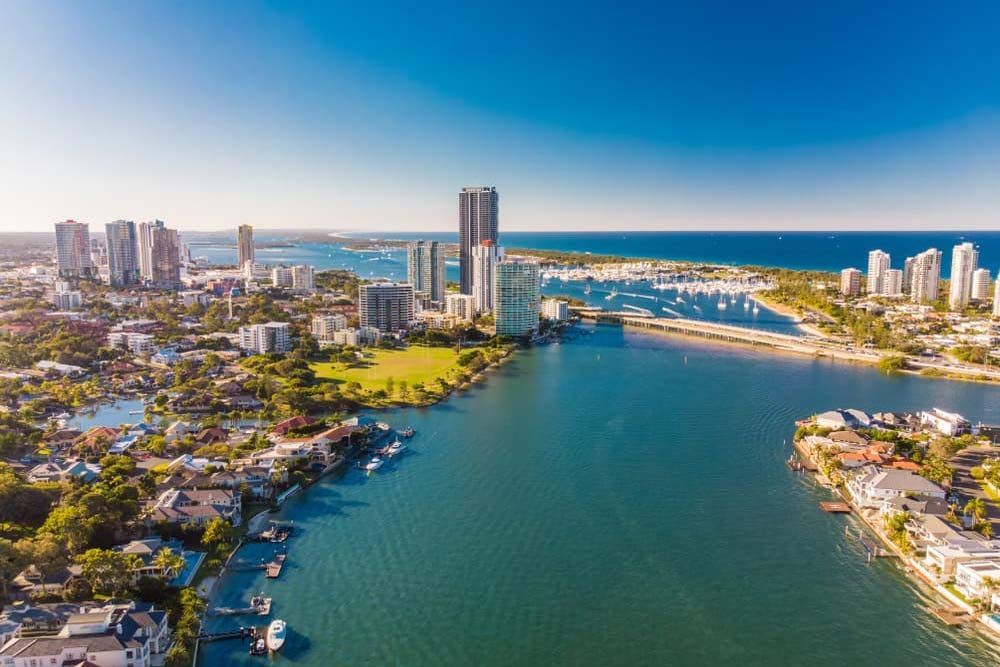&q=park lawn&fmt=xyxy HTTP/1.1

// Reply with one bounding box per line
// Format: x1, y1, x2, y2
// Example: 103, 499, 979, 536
311, 346, 461, 393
